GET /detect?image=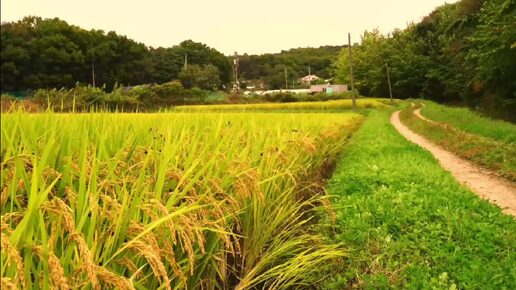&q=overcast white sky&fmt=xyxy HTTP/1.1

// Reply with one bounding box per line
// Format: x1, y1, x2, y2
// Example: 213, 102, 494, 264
1, 0, 457, 55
